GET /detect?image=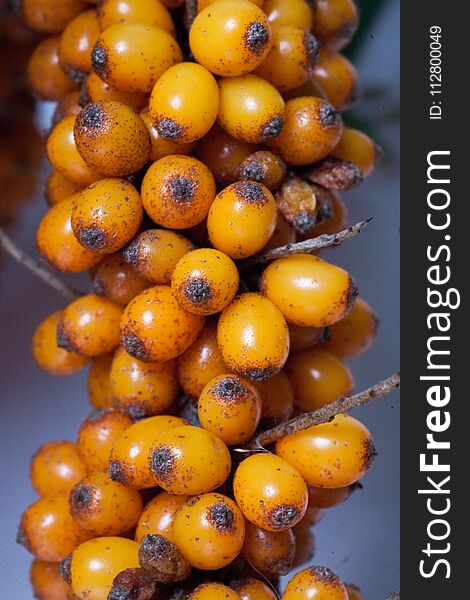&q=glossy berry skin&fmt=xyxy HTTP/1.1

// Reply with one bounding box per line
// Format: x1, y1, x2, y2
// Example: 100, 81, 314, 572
57, 294, 123, 357
142, 155, 216, 229
122, 229, 194, 284
72, 178, 143, 254
333, 128, 379, 178
242, 522, 295, 578
232, 578, 277, 600
198, 0, 265, 9
198, 374, 261, 444
283, 77, 328, 101
218, 75, 285, 144
45, 169, 83, 207
268, 96, 343, 165
84, 72, 148, 112
120, 285, 205, 362
177, 320, 228, 398
22, 0, 86, 34
189, 583, 240, 600
344, 583, 365, 600
237, 151, 286, 191
87, 354, 115, 409
208, 182, 277, 259
254, 26, 319, 92
92, 254, 149, 305
263, 0, 313, 30
69, 472, 143, 535
58, 9, 100, 83
172, 493, 245, 570
308, 485, 354, 509
312, 0, 359, 51
149, 425, 231, 494
190, 1, 272, 77
109, 415, 188, 489
233, 453, 308, 531
140, 108, 195, 161
286, 348, 354, 411
30, 441, 86, 497
312, 49, 357, 111
276, 414, 375, 488
263, 214, 295, 251
77, 409, 133, 473
37, 195, 101, 273
46, 116, 102, 186
30, 559, 72, 600
32, 311, 89, 376
135, 491, 189, 543
282, 566, 348, 600
110, 346, 179, 419
17, 495, 93, 562
172, 249, 239, 316
66, 537, 140, 600
97, 0, 175, 34
275, 175, 319, 235
255, 372, 294, 425
27, 36, 78, 101
150, 63, 219, 144
288, 323, 324, 352
261, 254, 356, 328
91, 23, 182, 93
74, 101, 150, 177
218, 293, 289, 381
